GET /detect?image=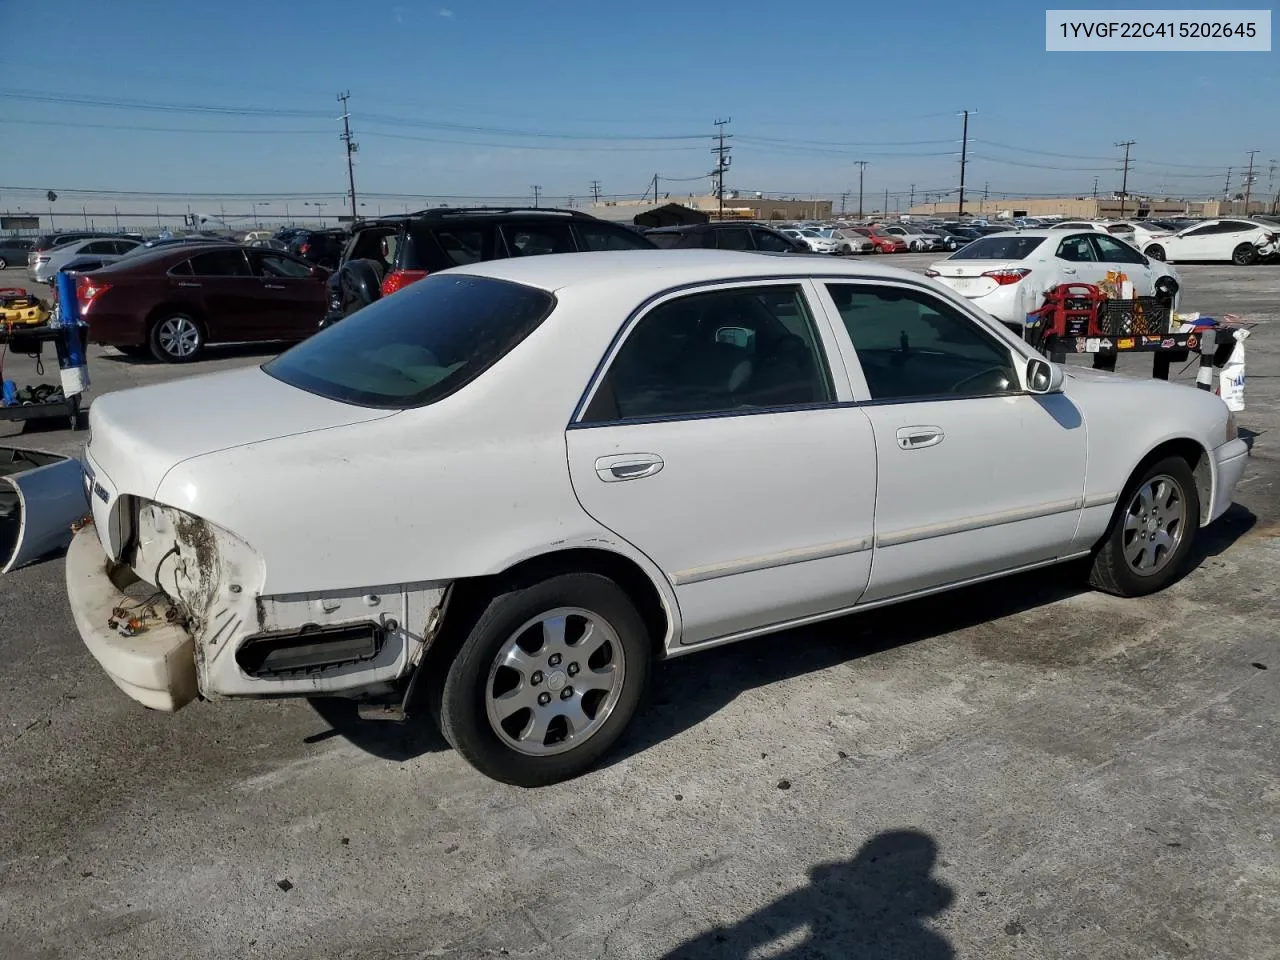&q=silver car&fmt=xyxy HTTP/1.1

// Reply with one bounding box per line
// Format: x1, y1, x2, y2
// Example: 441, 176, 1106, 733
29, 237, 141, 283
